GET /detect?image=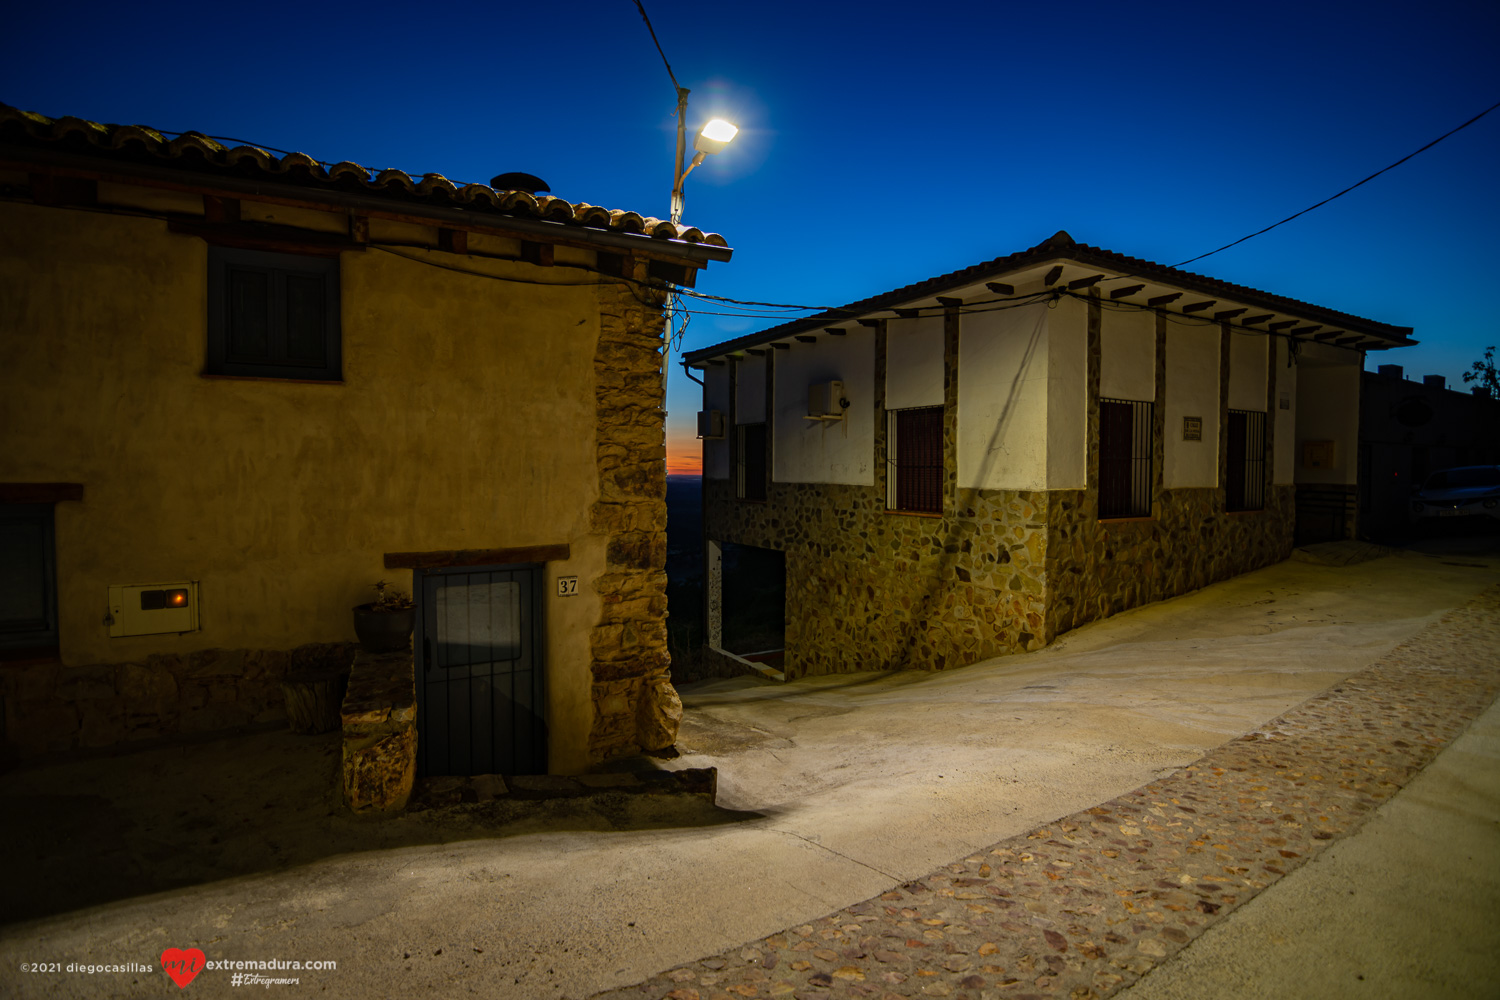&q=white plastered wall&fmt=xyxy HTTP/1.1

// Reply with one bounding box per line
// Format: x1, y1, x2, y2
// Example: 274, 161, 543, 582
736, 354, 766, 424
958, 302, 1049, 490
1228, 329, 1268, 411
702, 365, 730, 479
773, 330, 876, 485
1100, 306, 1155, 402
885, 315, 944, 409
1294, 342, 1361, 485
1164, 316, 1220, 488
1273, 338, 1297, 484
1046, 296, 1087, 489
